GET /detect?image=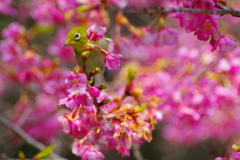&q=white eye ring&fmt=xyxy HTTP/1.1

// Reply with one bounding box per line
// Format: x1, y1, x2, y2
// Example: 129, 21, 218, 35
74, 33, 81, 40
